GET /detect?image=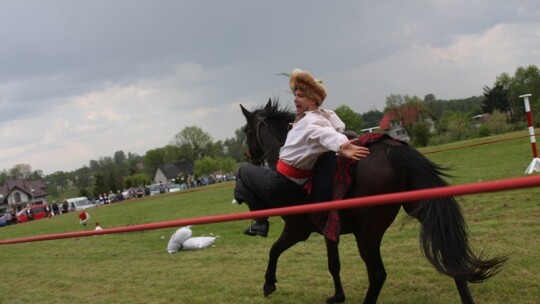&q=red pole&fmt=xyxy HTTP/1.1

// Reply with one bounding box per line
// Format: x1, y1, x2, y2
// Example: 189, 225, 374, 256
2, 175, 540, 245
521, 94, 538, 158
